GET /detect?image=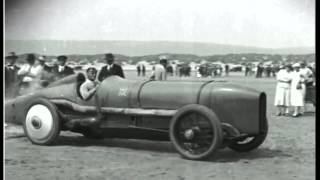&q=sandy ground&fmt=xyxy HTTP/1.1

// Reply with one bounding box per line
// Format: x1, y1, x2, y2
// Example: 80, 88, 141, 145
4, 71, 315, 180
